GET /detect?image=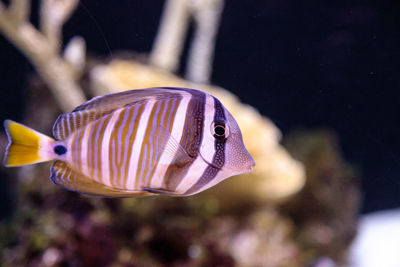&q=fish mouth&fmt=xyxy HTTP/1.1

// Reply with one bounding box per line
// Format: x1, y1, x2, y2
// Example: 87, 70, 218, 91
224, 164, 254, 175
222, 160, 255, 175
243, 164, 255, 173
